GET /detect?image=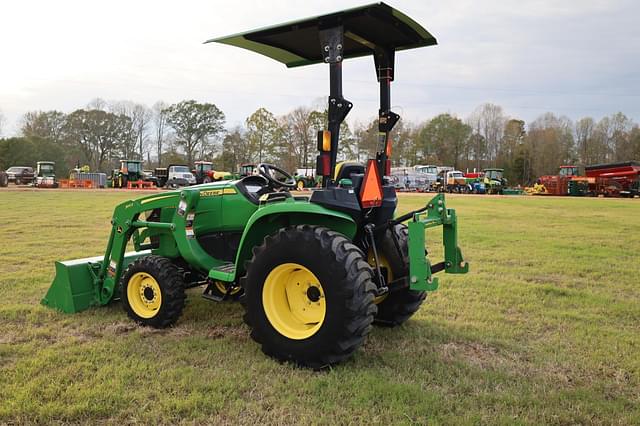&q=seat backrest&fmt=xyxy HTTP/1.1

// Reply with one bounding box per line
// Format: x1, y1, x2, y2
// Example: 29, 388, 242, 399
334, 161, 365, 182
